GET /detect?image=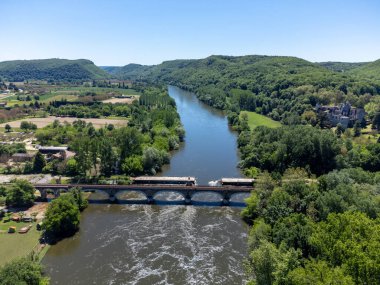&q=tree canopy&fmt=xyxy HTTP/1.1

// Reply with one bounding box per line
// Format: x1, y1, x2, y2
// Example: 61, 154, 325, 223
5, 179, 35, 208
0, 257, 48, 285
43, 194, 80, 239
